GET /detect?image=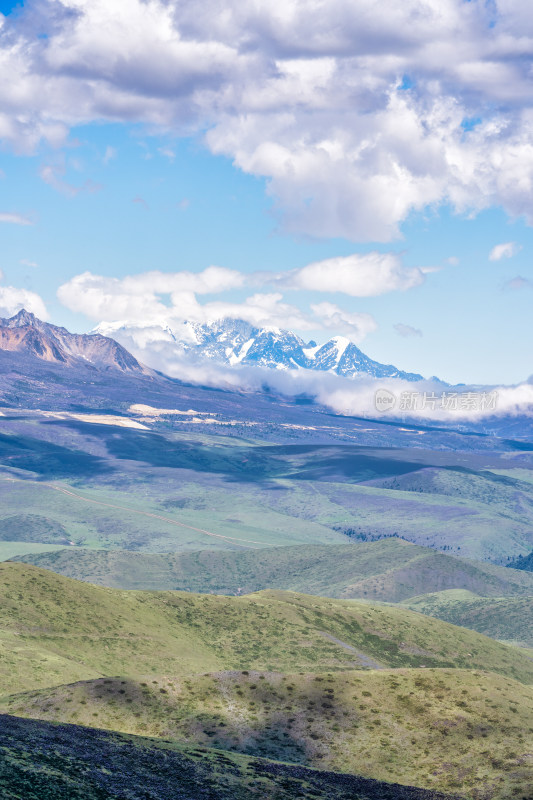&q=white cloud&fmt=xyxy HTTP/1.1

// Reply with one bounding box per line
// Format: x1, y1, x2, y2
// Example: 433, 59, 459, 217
57, 267, 247, 324
98, 332, 533, 423
276, 252, 425, 296
58, 267, 378, 342
0, 285, 48, 319
3, 1, 533, 238
0, 212, 32, 225
503, 275, 533, 290
20, 259, 38, 268
489, 241, 520, 261
311, 302, 376, 342
195, 292, 312, 330
103, 145, 117, 164
317, 379, 533, 422
40, 163, 102, 197
394, 323, 422, 338
158, 146, 175, 161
